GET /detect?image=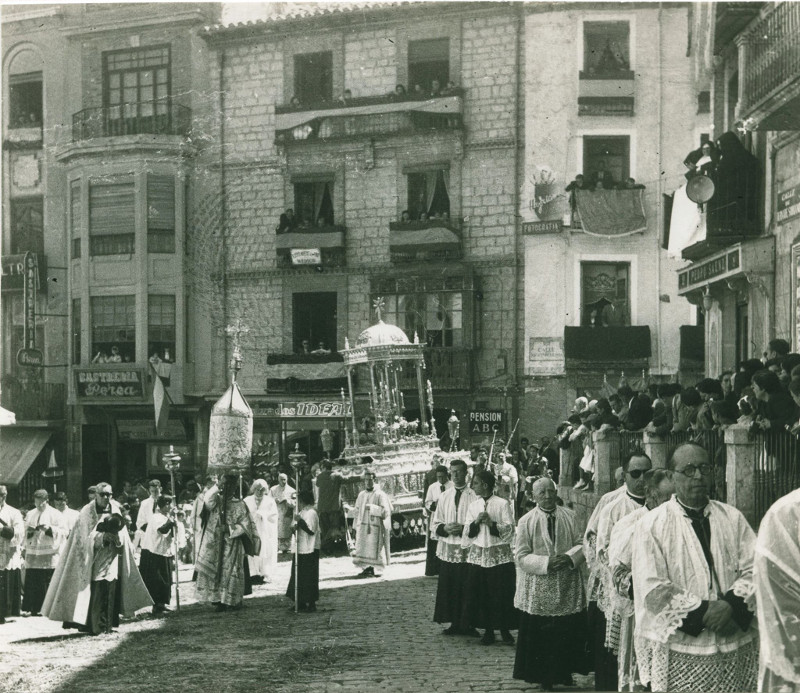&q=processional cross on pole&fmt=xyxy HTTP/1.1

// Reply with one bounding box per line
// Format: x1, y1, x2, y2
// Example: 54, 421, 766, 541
225, 319, 250, 381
